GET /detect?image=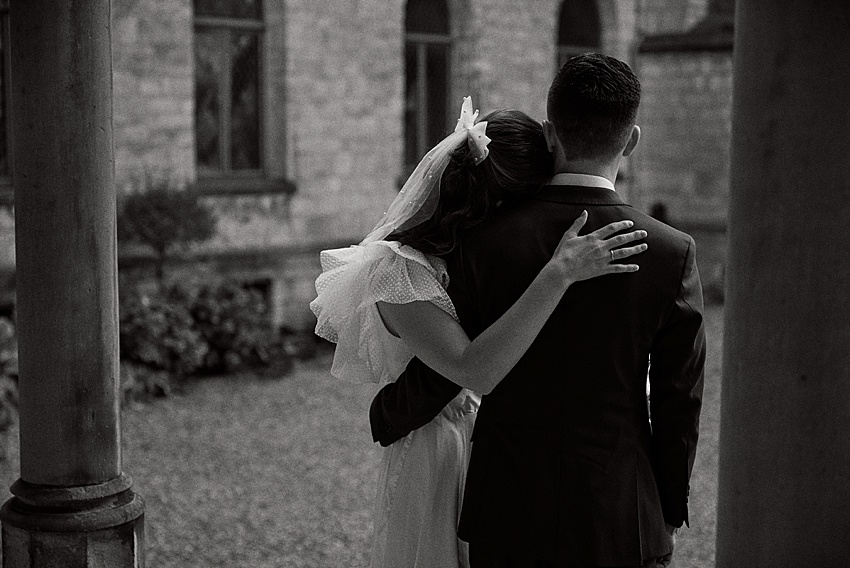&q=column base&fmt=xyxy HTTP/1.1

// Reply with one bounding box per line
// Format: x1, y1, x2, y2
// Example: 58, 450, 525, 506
0, 474, 144, 567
